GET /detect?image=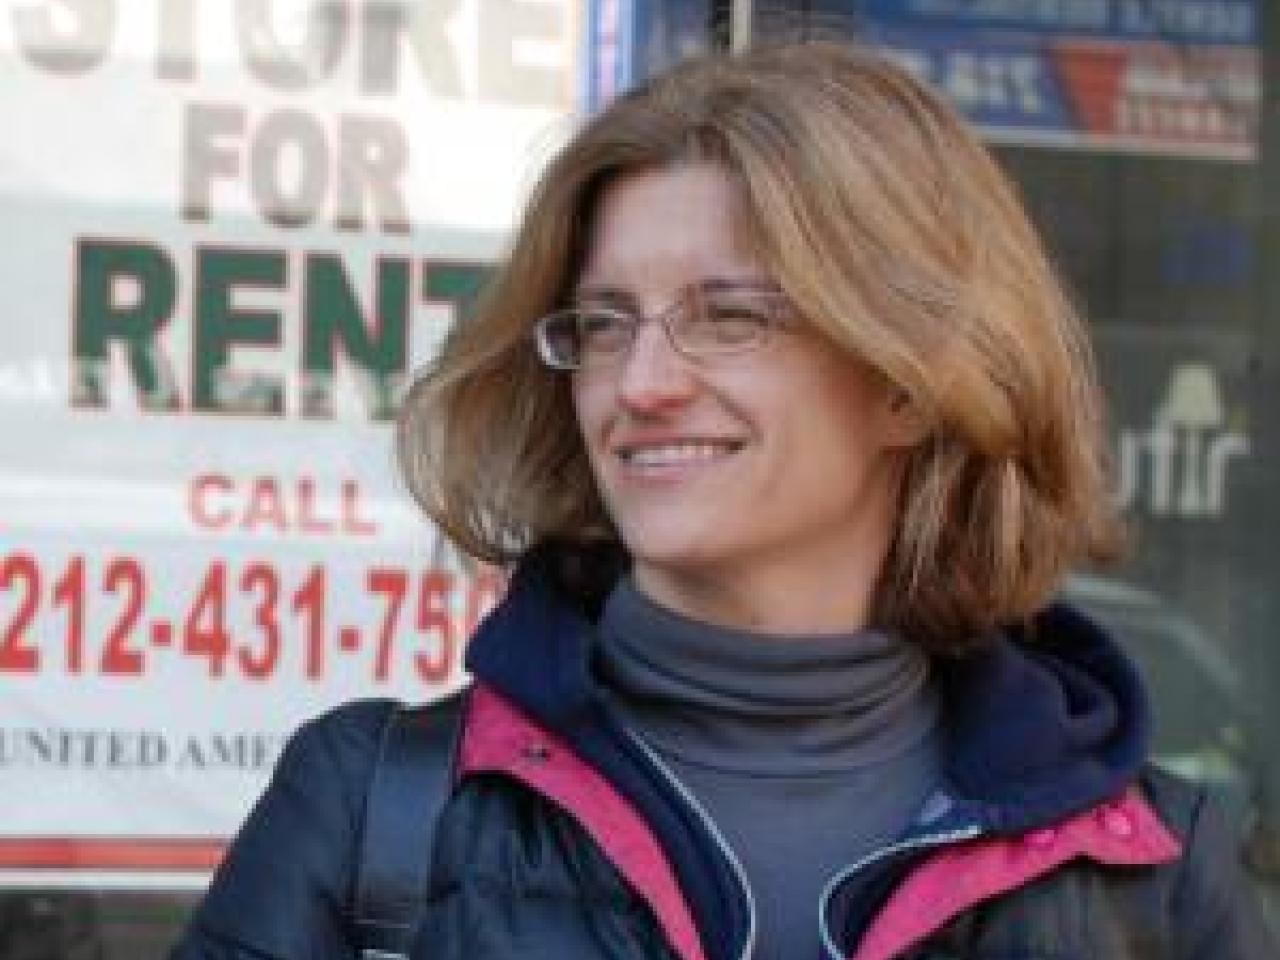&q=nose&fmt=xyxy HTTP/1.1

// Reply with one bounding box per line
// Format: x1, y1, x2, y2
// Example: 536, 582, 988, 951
615, 316, 697, 415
